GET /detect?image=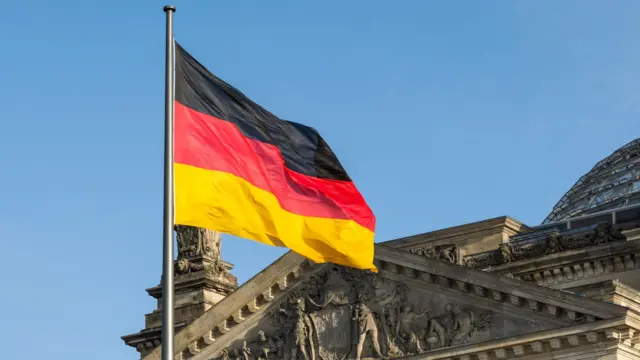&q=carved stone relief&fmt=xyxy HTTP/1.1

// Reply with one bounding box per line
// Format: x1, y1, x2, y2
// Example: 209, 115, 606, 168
545, 231, 564, 255
218, 265, 493, 360
409, 244, 459, 264
174, 225, 227, 276
498, 243, 513, 264
591, 223, 626, 245
175, 225, 222, 259
462, 222, 628, 268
